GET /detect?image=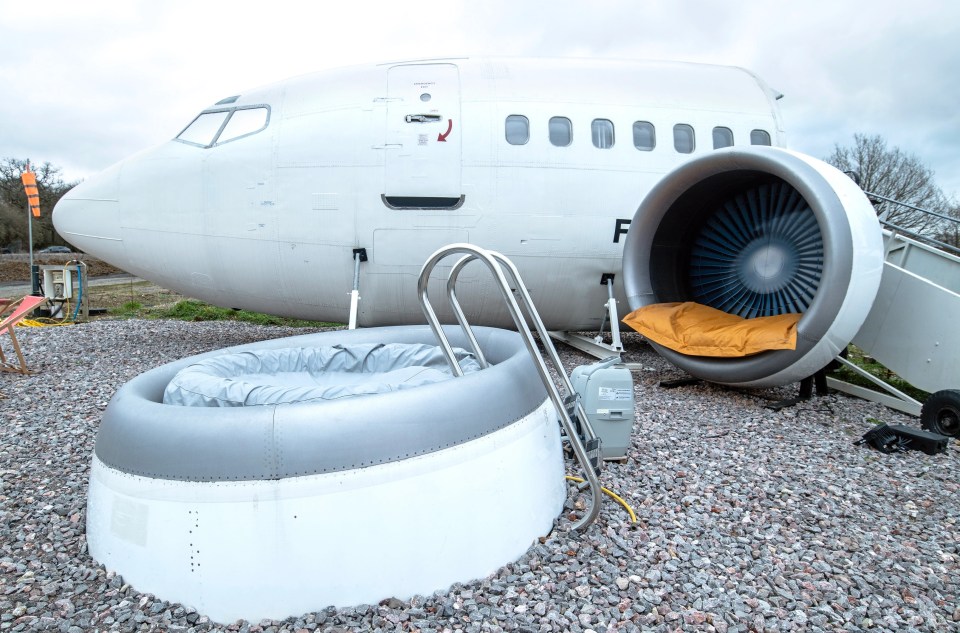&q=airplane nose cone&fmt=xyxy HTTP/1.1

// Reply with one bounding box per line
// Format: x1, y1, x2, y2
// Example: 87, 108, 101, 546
53, 162, 126, 264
